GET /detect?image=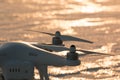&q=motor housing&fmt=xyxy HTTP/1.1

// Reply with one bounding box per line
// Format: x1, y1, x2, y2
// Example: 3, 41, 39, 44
52, 37, 63, 45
